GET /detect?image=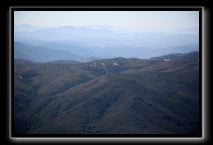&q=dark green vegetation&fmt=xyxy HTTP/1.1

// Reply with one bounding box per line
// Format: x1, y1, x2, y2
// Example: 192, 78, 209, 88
14, 51, 200, 134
